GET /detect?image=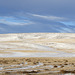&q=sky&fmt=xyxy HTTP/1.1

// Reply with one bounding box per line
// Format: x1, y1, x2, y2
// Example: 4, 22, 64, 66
0, 0, 75, 33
